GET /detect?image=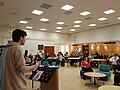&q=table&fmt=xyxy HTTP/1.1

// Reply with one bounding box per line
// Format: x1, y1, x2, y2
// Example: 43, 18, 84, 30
98, 85, 120, 90
68, 57, 81, 66
84, 72, 106, 85
47, 57, 58, 65
92, 59, 106, 68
